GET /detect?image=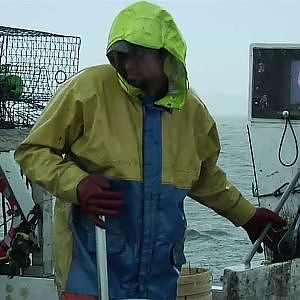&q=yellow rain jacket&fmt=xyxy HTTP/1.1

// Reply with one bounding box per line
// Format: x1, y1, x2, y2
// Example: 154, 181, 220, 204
14, 1, 255, 299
